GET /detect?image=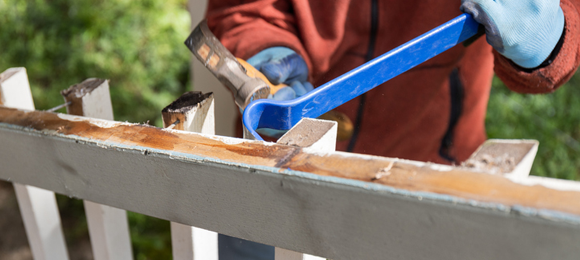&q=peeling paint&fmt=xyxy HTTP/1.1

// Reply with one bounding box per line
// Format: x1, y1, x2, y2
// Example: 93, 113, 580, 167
57, 114, 124, 128
1, 106, 580, 221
